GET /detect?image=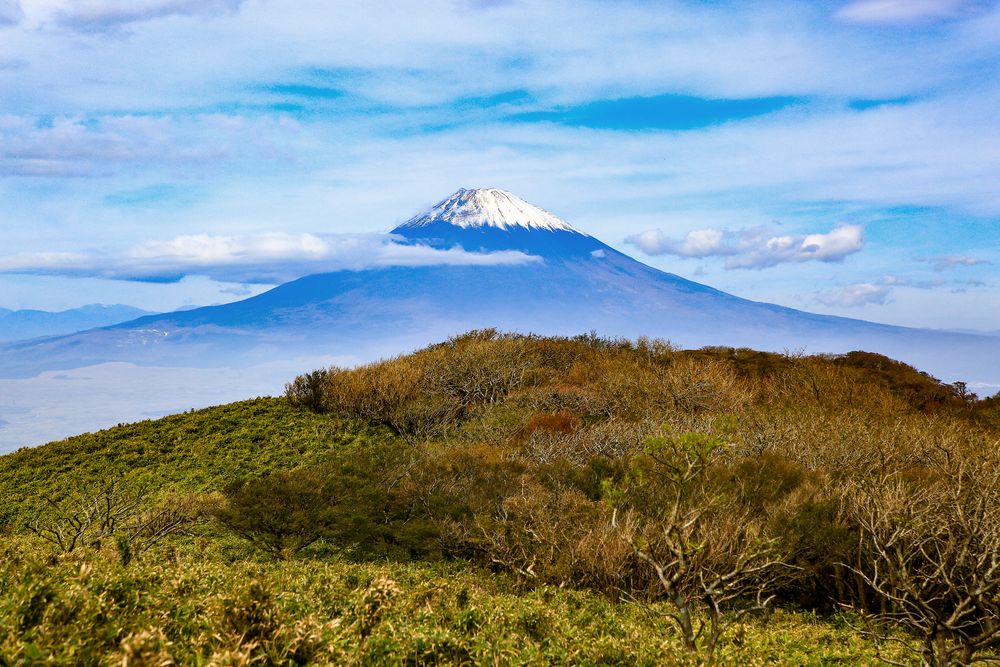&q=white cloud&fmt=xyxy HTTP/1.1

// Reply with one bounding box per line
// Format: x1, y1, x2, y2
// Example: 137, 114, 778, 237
813, 271, 969, 309
627, 227, 728, 259
920, 255, 991, 271
0, 0, 22, 25
0, 232, 541, 283
55, 0, 242, 31
624, 224, 865, 269
5, 0, 997, 117
835, 0, 978, 25
816, 282, 892, 307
